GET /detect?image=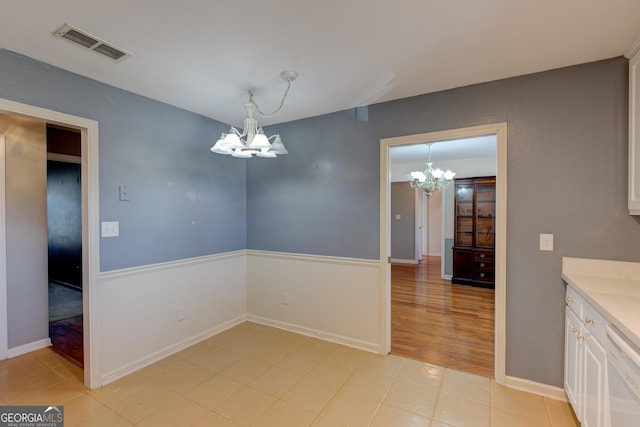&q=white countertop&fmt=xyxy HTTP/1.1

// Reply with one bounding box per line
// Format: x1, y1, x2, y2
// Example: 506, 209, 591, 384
562, 257, 640, 349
